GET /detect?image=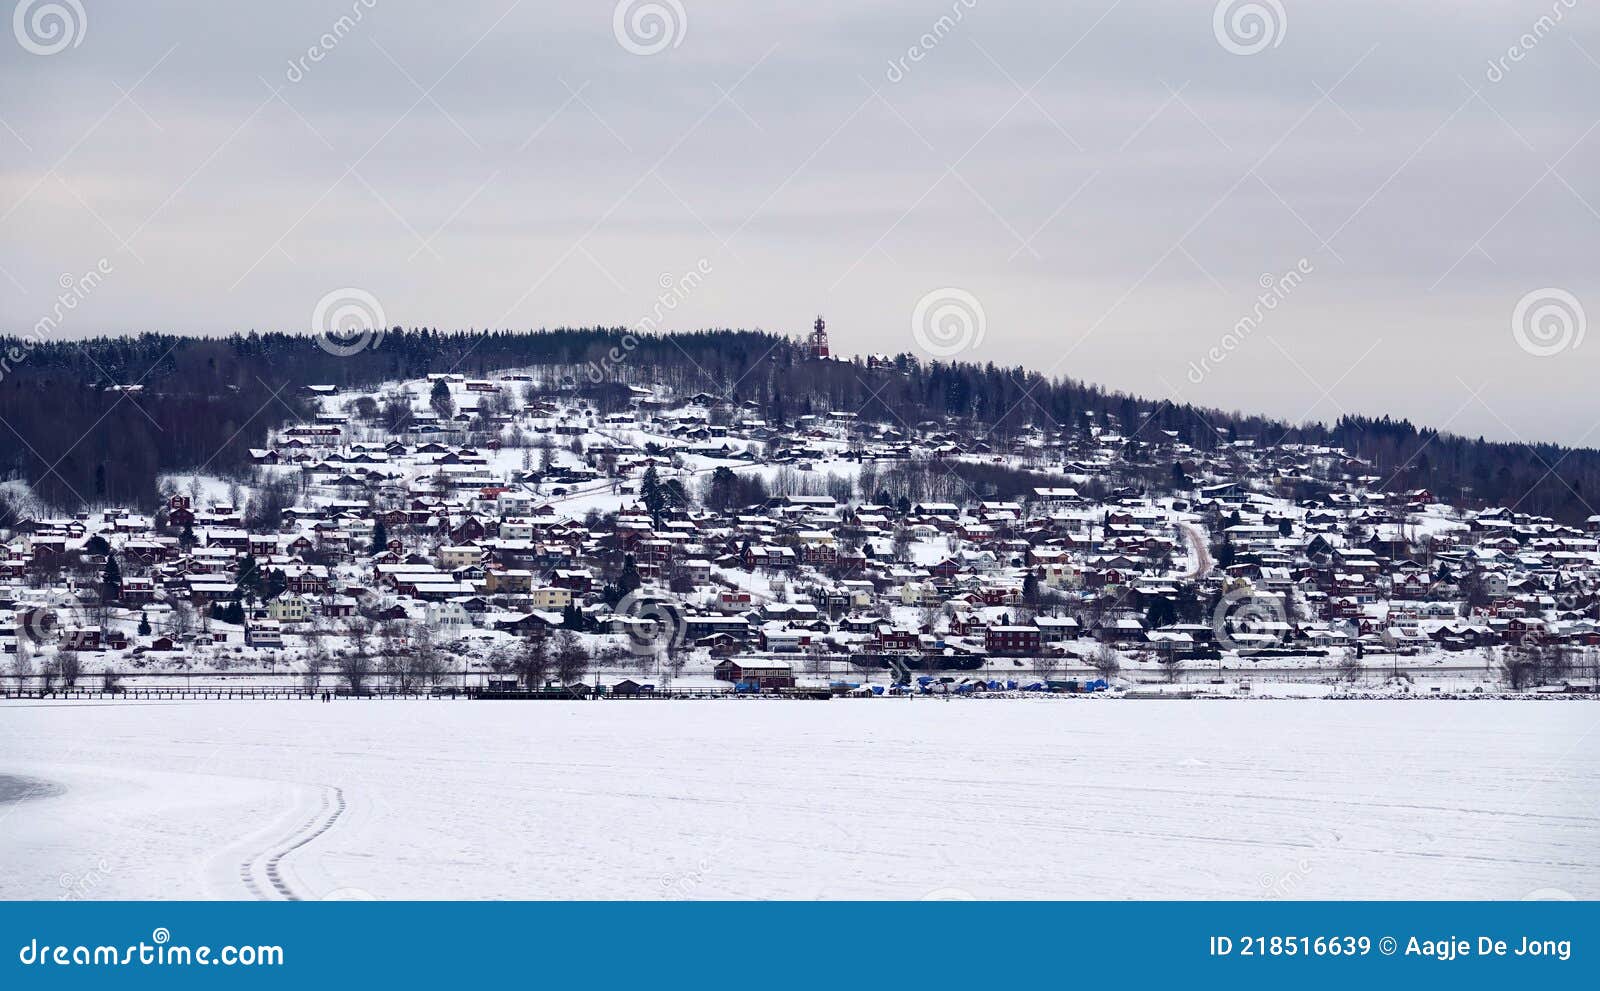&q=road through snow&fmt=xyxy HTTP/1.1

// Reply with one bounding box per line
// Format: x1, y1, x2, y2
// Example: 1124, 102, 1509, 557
1180, 521, 1213, 580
